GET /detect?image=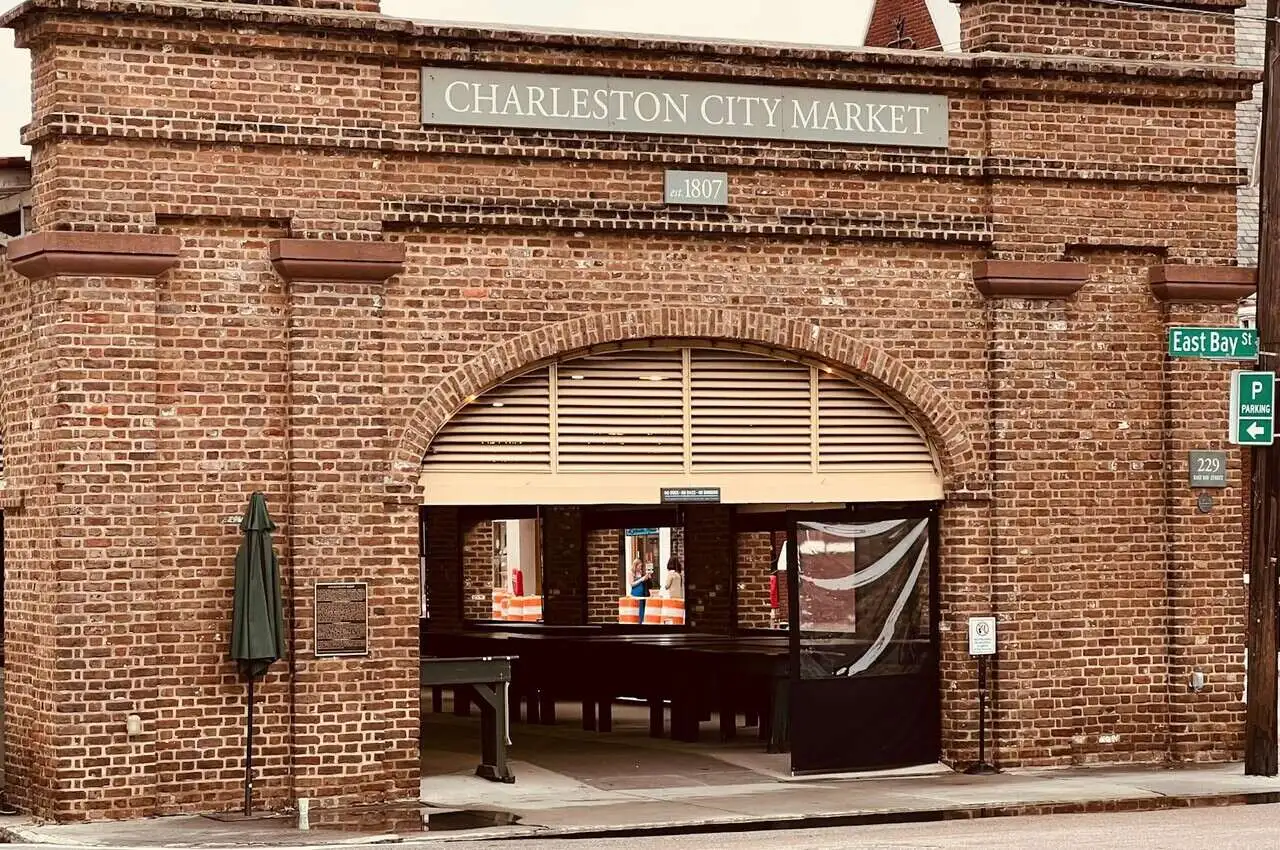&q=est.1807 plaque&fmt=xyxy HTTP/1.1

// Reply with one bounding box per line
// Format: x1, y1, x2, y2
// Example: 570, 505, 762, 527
315, 582, 369, 658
